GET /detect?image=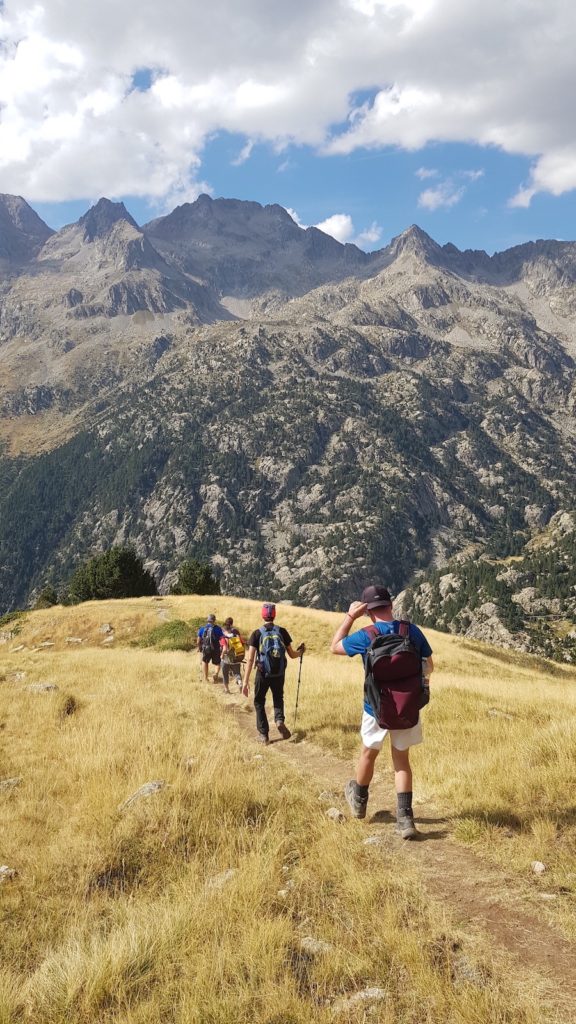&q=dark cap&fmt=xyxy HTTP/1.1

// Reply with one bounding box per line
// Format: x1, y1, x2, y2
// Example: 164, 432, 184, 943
361, 585, 392, 610
207, 613, 216, 622
261, 602, 276, 620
